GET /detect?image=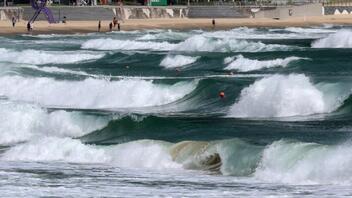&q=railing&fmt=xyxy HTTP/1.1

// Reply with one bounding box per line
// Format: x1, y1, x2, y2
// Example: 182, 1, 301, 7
4, 0, 352, 7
